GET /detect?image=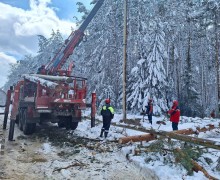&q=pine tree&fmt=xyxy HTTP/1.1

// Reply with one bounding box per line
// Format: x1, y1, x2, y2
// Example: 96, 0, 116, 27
144, 20, 168, 115
180, 29, 200, 117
